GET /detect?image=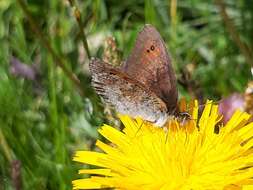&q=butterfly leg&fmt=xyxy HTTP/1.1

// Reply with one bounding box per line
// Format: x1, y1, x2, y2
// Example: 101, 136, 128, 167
134, 120, 144, 137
